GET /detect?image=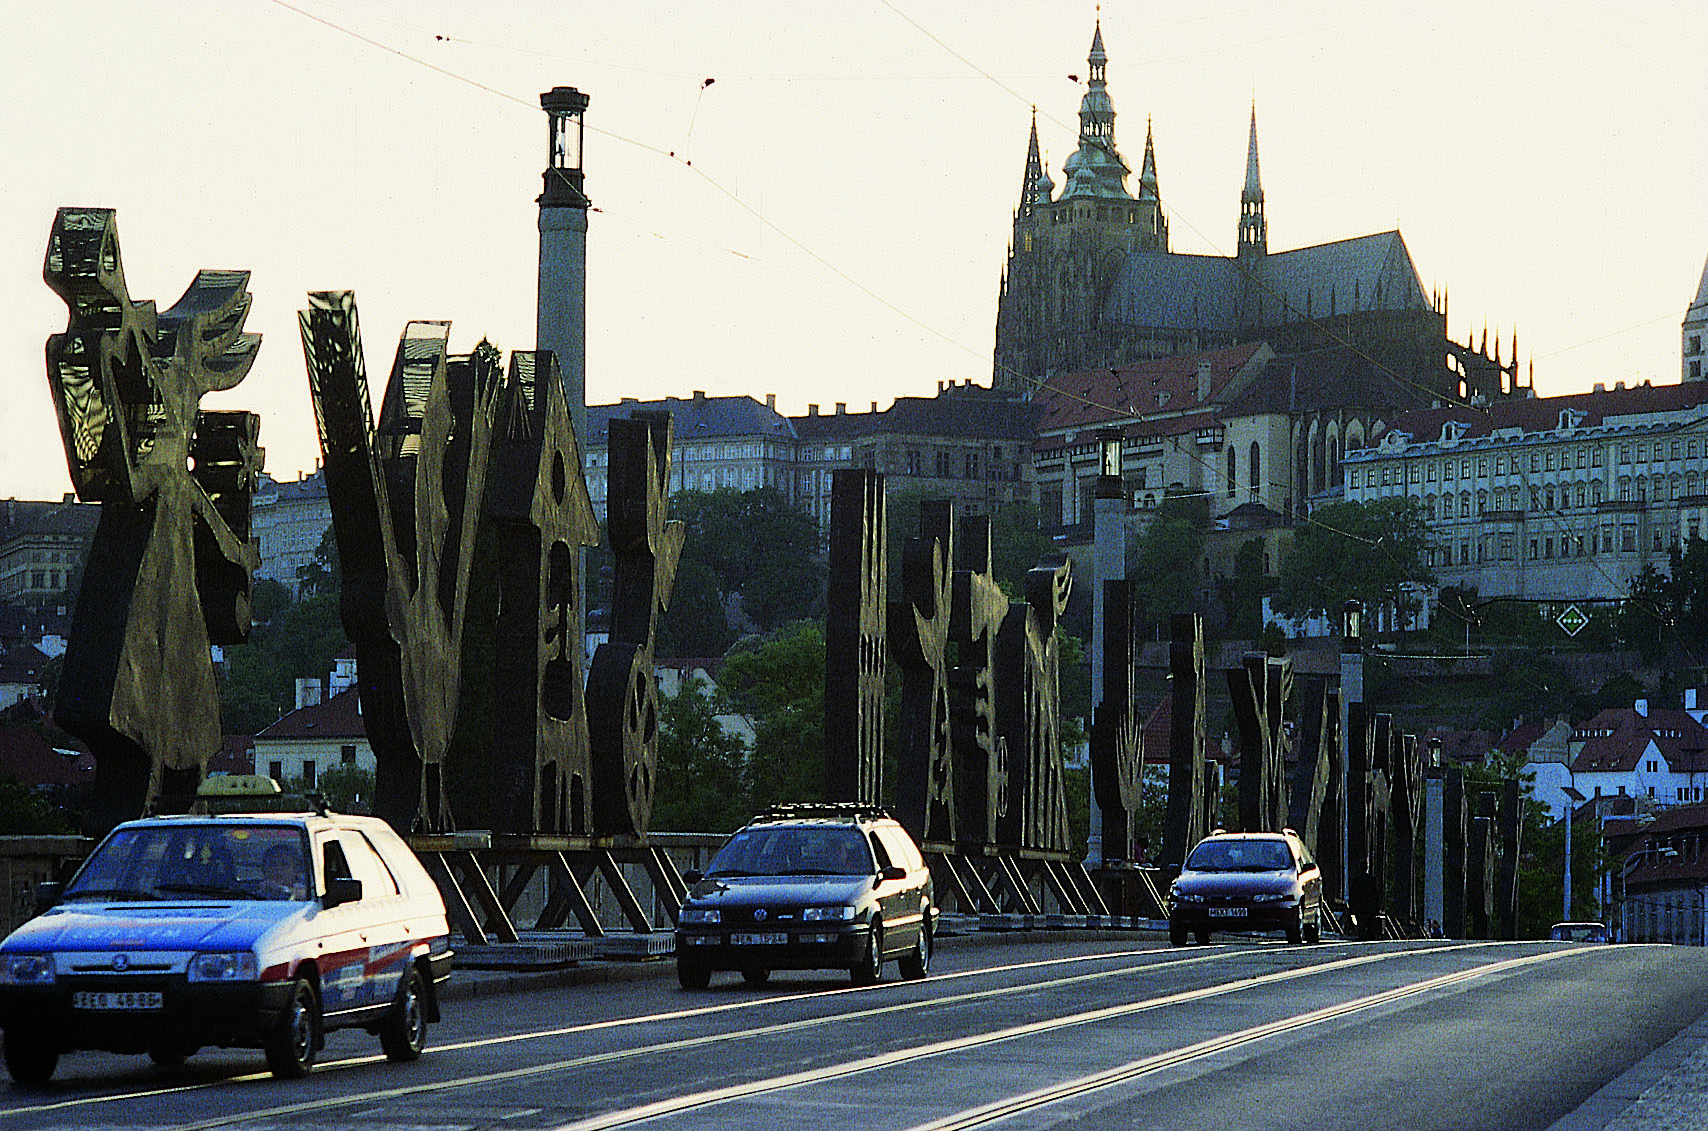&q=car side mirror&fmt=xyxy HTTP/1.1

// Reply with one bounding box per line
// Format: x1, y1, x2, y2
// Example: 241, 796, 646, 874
33, 881, 63, 916
682, 869, 704, 884
880, 865, 907, 882
323, 876, 363, 908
